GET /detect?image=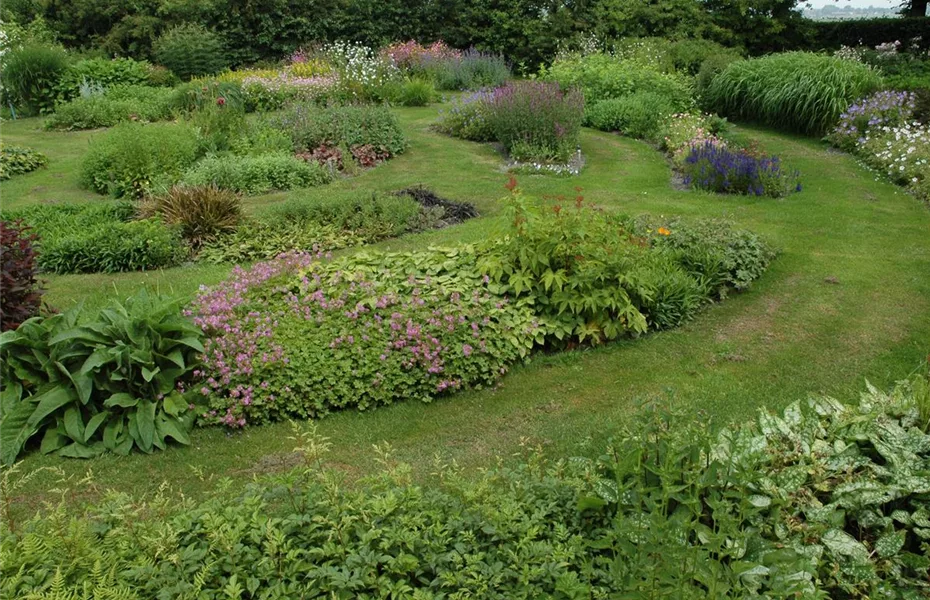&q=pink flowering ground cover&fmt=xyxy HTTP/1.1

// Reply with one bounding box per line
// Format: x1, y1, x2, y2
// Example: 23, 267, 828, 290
189, 248, 541, 426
